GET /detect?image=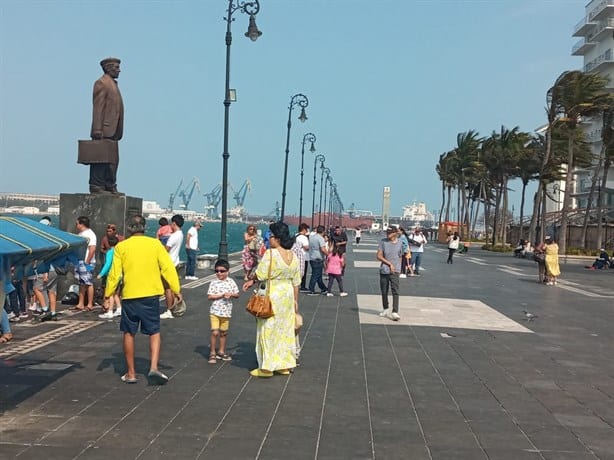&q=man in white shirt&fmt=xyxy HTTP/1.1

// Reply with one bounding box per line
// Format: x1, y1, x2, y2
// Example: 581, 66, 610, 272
295, 223, 310, 292
408, 227, 428, 275
161, 214, 184, 319
74, 216, 98, 311
185, 221, 202, 280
